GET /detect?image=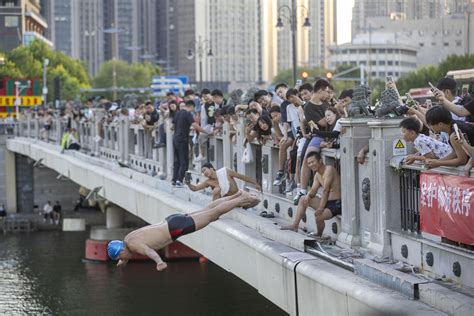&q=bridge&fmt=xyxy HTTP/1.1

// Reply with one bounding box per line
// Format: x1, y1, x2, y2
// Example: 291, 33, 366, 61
1, 116, 473, 315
